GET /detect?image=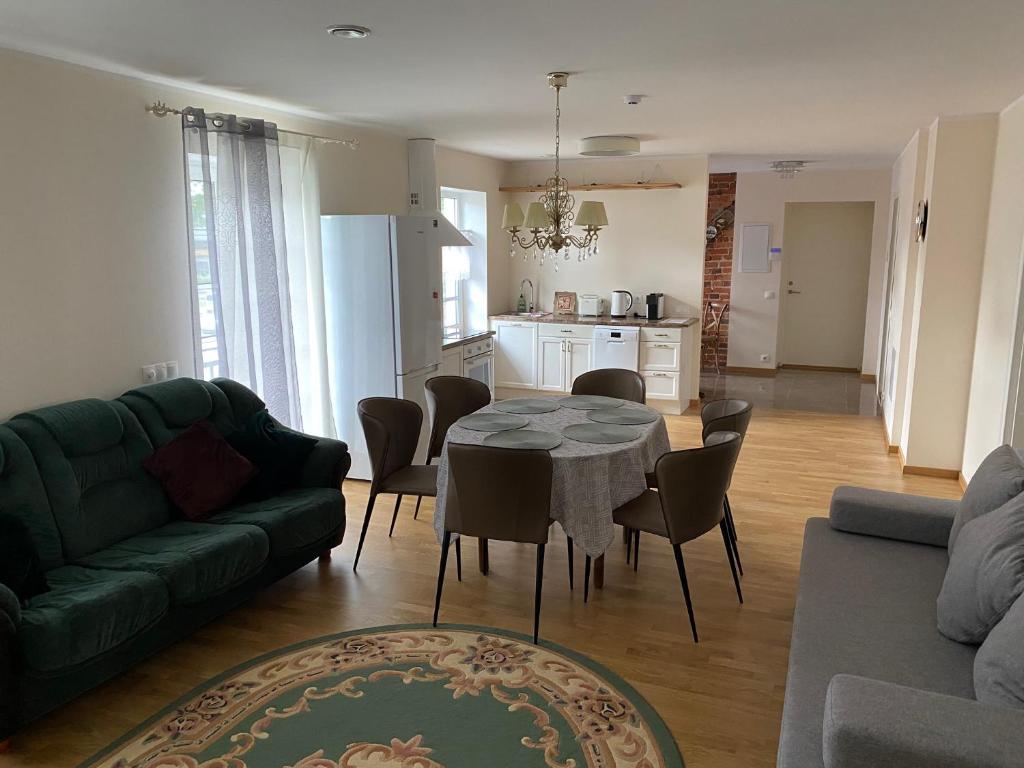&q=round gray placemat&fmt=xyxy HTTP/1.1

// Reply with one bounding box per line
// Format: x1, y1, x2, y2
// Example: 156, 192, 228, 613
562, 422, 641, 444
482, 429, 563, 450
557, 395, 625, 410
587, 406, 660, 425
492, 398, 561, 414
455, 413, 529, 432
